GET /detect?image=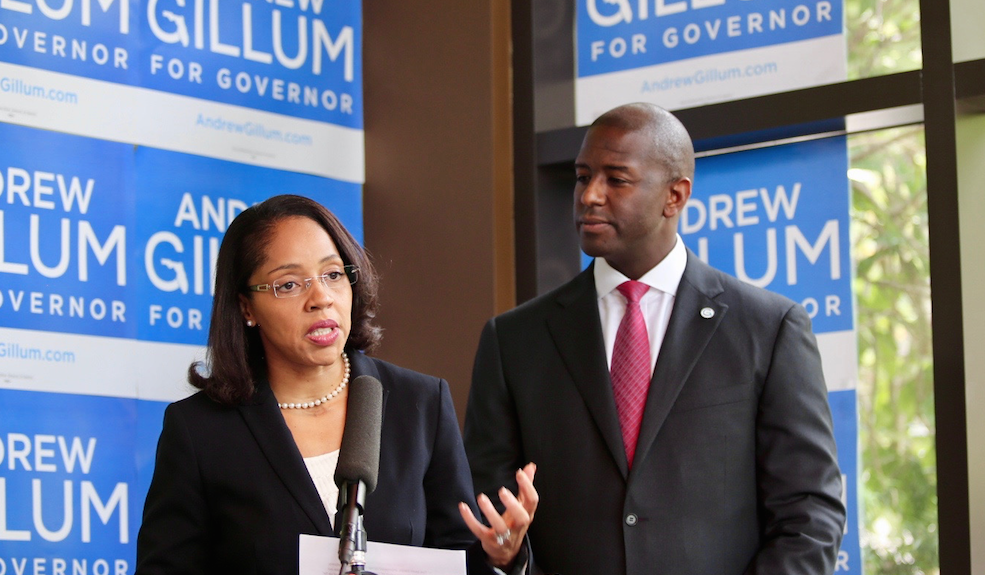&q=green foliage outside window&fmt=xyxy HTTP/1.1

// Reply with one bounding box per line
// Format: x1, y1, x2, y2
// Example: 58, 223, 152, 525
849, 128, 938, 575
846, 0, 922, 80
